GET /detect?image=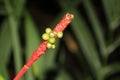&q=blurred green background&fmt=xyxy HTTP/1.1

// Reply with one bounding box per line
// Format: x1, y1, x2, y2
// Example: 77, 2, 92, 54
0, 0, 120, 80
